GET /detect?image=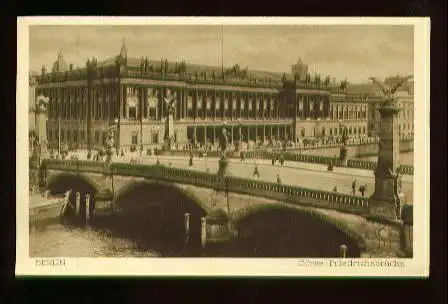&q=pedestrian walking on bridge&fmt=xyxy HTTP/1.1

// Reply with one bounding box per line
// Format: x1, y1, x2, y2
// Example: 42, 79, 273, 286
189, 154, 193, 167
351, 179, 357, 195
253, 164, 260, 179
359, 184, 367, 197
